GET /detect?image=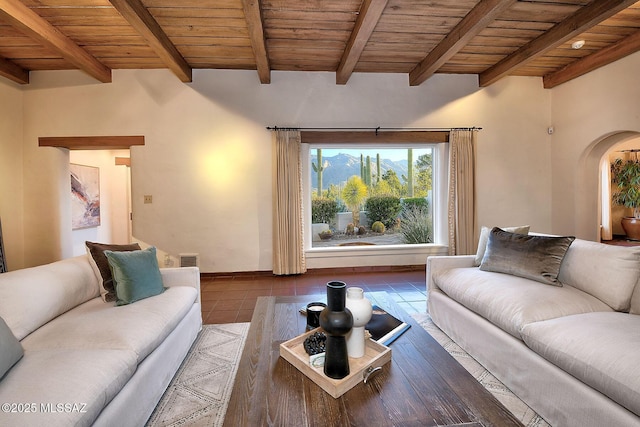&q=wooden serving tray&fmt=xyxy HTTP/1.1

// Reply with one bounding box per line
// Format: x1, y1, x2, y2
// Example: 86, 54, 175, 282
279, 328, 392, 398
